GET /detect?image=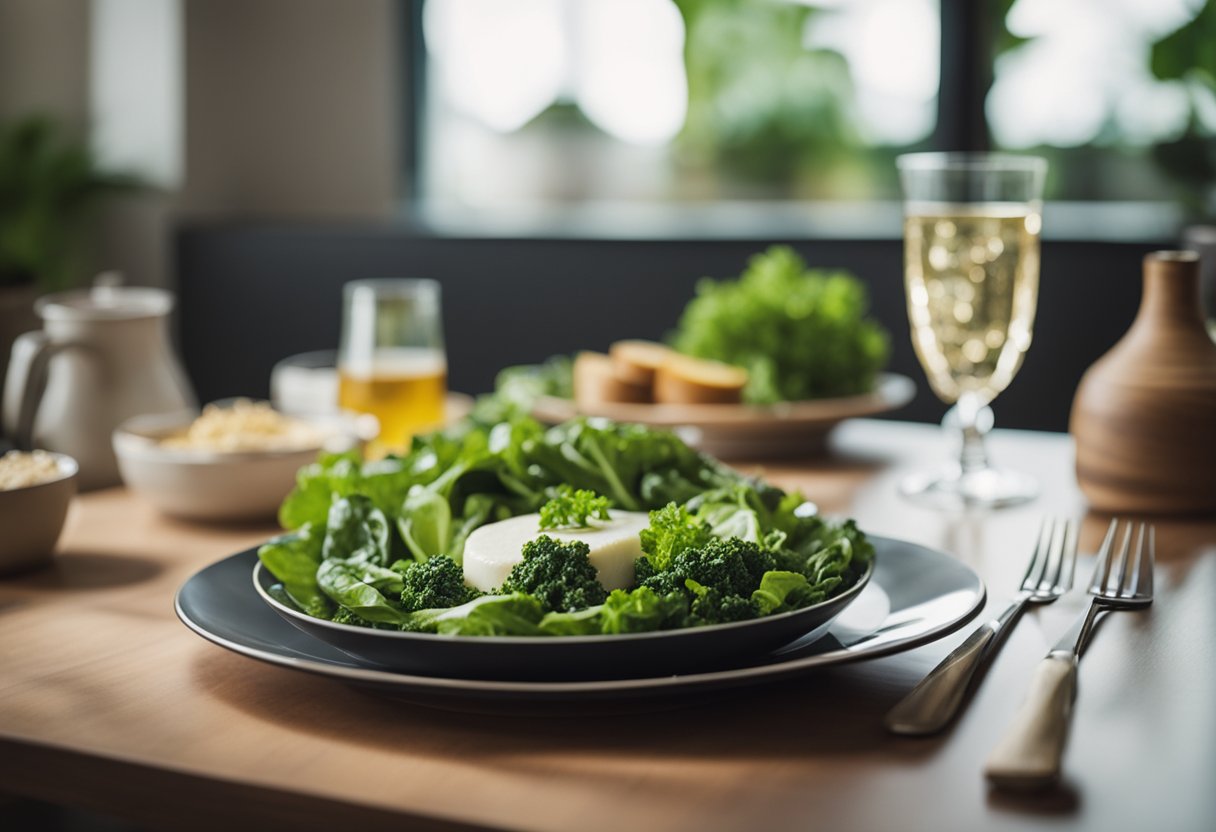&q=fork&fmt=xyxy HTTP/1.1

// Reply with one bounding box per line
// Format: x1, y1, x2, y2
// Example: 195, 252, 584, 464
885, 518, 1077, 735
984, 519, 1155, 789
